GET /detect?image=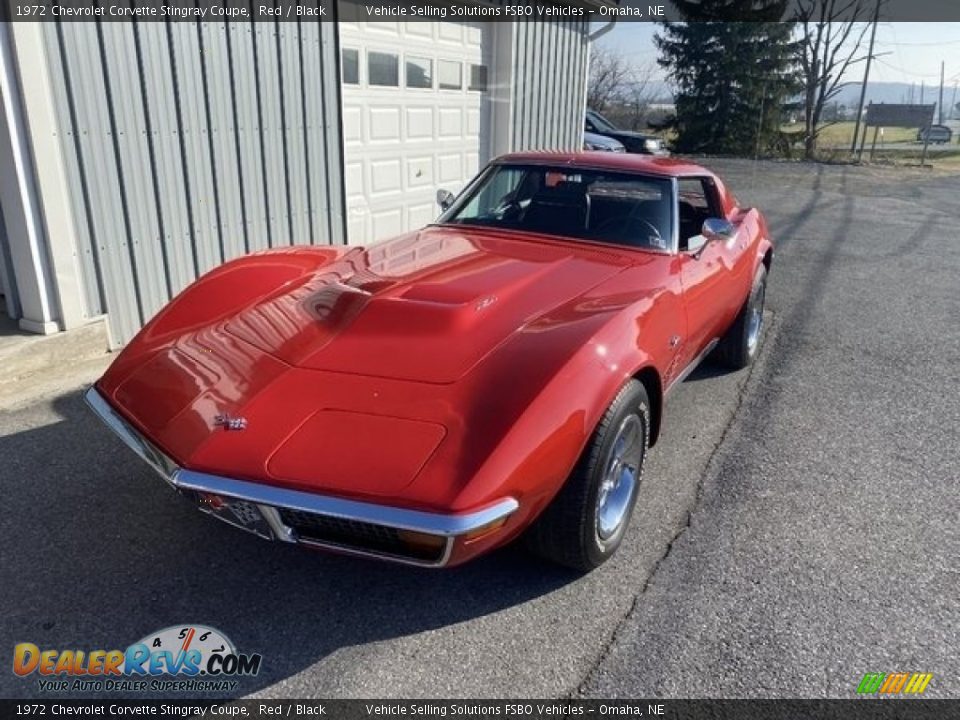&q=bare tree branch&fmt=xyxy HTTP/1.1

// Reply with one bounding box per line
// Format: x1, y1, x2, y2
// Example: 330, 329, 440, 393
587, 45, 660, 131
794, 0, 874, 158
587, 45, 632, 113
